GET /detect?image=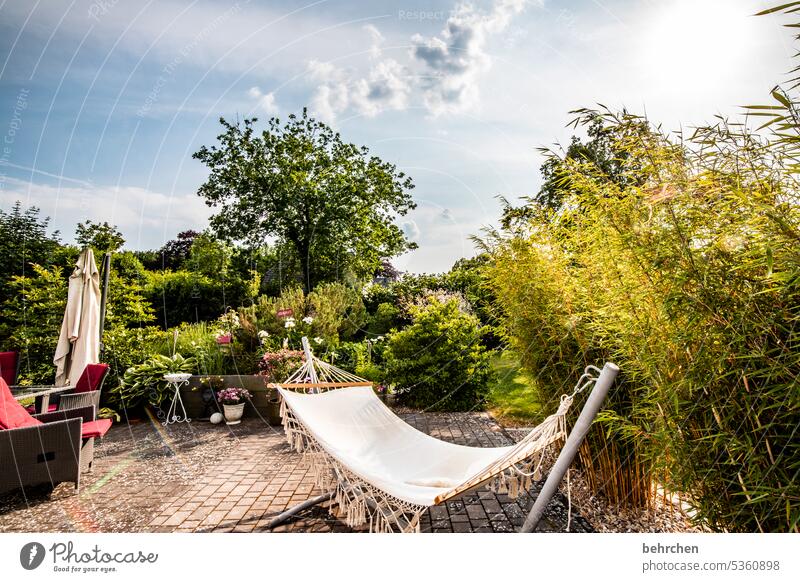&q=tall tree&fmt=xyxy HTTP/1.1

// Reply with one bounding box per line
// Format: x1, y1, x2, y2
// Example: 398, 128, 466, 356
193, 109, 417, 291
0, 202, 61, 302
75, 220, 125, 254
500, 115, 647, 230
156, 230, 198, 270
